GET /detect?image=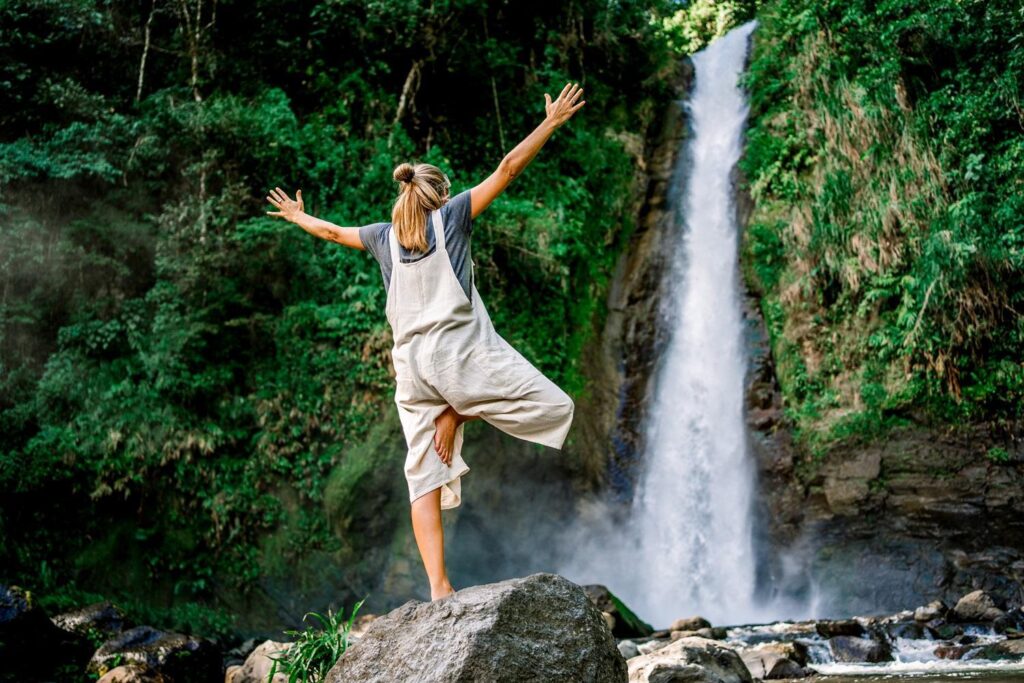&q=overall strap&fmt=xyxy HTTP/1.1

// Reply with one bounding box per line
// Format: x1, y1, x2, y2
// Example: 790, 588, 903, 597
431, 208, 447, 252
389, 209, 445, 262
388, 224, 400, 264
